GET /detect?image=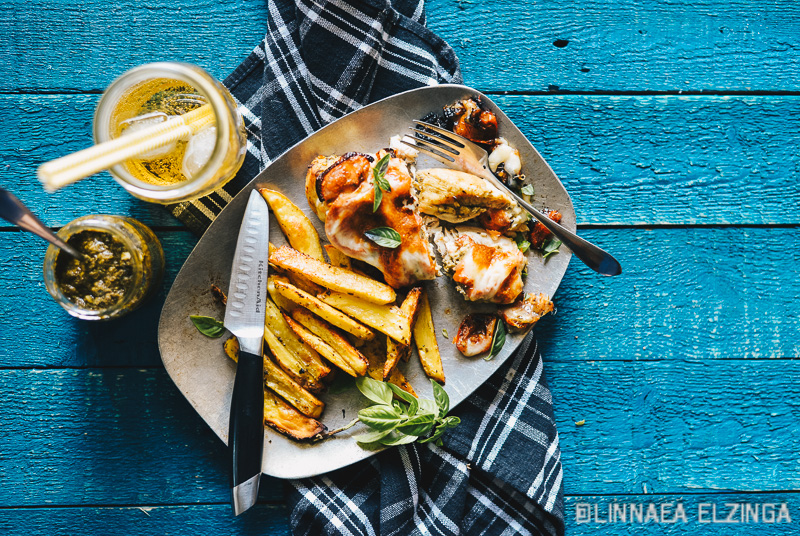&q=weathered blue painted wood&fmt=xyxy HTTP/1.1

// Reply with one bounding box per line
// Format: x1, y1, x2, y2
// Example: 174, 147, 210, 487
3, 0, 799, 93
426, 0, 800, 93
0, 0, 268, 92
0, 368, 283, 506
3, 94, 799, 227
0, 504, 290, 536
2, 227, 797, 368
1, 495, 799, 536
0, 361, 798, 506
